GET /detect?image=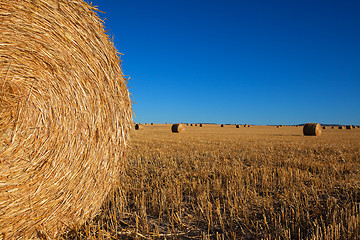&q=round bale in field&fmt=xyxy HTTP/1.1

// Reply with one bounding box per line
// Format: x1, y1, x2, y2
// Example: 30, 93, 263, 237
172, 123, 185, 133
200, 124, 203, 127
338, 126, 343, 129
346, 125, 351, 130
135, 124, 144, 130
303, 123, 322, 136
221, 124, 224, 127
244, 124, 248, 127
0, 0, 132, 238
